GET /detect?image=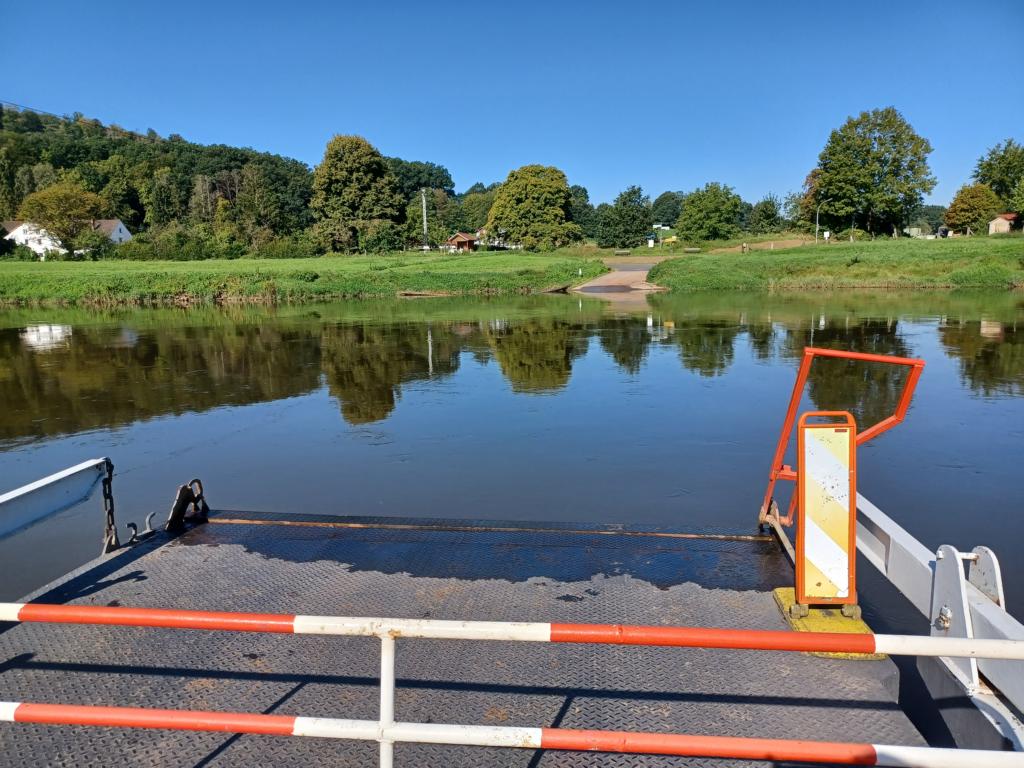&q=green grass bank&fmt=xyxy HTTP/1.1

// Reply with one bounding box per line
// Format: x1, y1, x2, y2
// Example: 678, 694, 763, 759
648, 236, 1024, 291
0, 251, 606, 306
